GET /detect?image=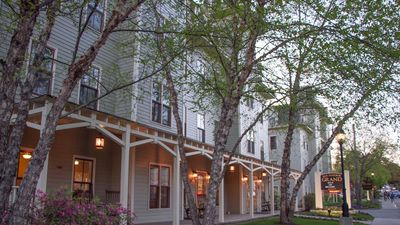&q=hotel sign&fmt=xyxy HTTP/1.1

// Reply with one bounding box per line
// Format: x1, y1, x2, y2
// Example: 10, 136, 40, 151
321, 173, 342, 191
